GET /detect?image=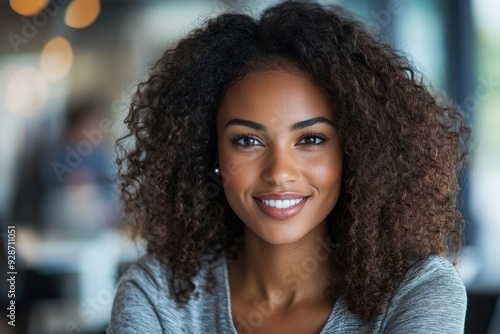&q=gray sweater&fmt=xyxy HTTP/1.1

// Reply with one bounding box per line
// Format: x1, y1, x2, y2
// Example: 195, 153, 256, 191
107, 254, 467, 333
